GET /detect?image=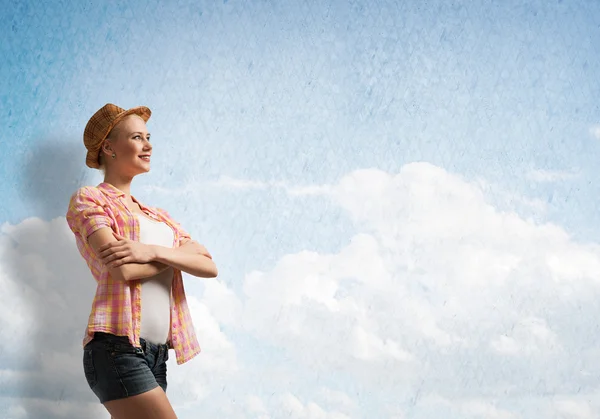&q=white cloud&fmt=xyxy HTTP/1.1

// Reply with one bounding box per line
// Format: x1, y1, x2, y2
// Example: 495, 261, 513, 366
413, 395, 518, 419
316, 387, 357, 415
1, 397, 106, 419
526, 169, 579, 183
461, 400, 517, 419
3, 162, 600, 418
553, 399, 595, 419
275, 393, 352, 419
490, 317, 560, 356
167, 295, 239, 405
233, 162, 600, 410
5, 403, 27, 419
198, 277, 243, 326
0, 216, 353, 419
142, 175, 331, 197
0, 217, 238, 418
589, 125, 600, 140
